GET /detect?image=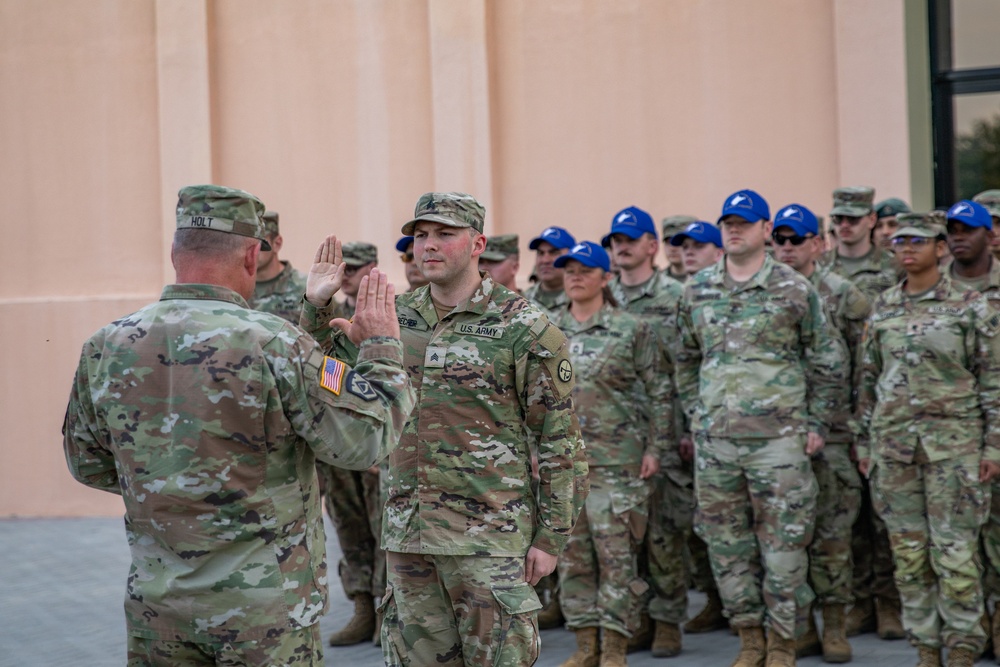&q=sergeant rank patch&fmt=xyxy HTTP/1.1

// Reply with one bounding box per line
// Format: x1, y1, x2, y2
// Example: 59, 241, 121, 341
320, 356, 347, 395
